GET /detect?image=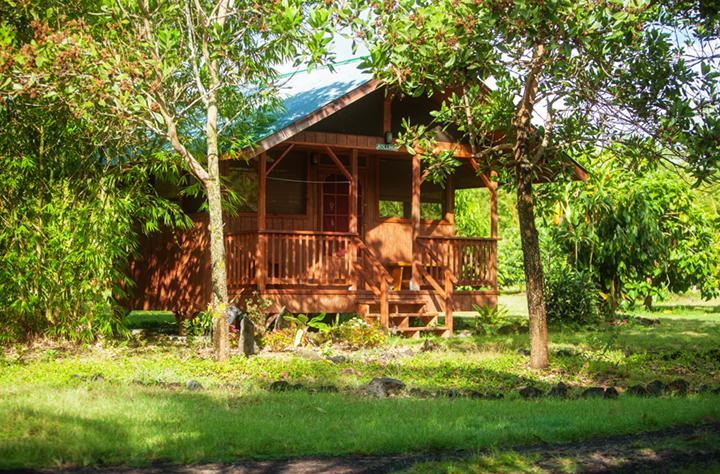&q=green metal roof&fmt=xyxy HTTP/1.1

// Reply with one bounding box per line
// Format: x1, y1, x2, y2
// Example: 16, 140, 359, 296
255, 57, 372, 144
